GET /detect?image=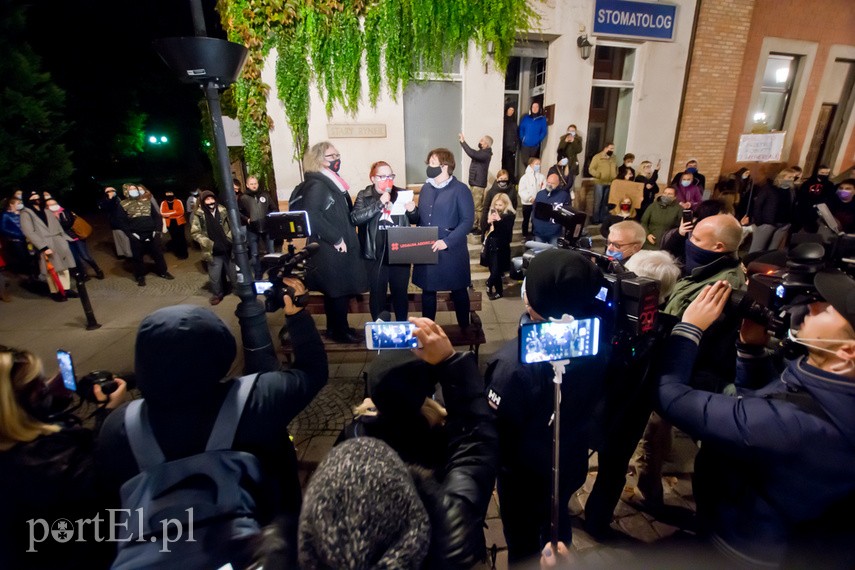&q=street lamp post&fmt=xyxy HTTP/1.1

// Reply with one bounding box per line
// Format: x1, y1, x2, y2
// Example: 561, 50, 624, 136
153, 13, 277, 373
